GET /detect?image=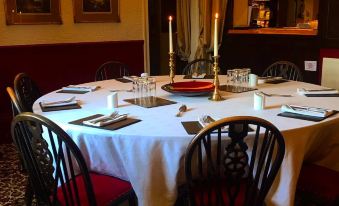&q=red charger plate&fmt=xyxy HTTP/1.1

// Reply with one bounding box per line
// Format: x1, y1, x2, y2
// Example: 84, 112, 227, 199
161, 81, 214, 96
